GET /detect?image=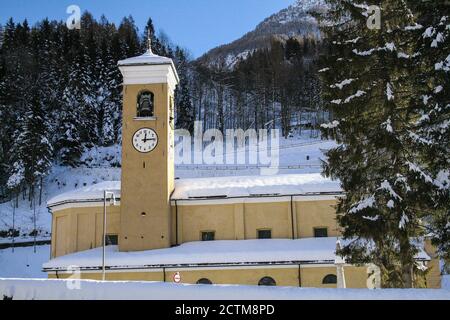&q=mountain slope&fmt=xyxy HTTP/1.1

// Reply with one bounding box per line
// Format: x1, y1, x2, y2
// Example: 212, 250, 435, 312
196, 0, 325, 69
